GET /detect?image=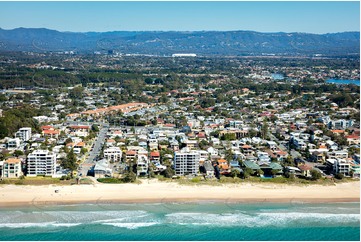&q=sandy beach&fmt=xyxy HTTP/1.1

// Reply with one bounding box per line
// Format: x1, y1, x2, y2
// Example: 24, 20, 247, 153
0, 180, 359, 207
